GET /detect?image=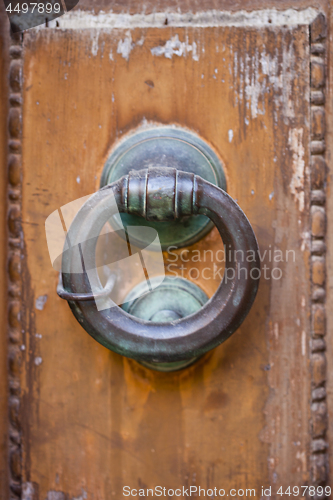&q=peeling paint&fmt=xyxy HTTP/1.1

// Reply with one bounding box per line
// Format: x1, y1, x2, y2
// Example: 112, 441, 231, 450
45, 8, 319, 30
228, 129, 233, 143
288, 128, 305, 212
117, 30, 134, 60
35, 294, 48, 310
296, 450, 307, 472
301, 330, 306, 356
151, 34, 199, 61
22, 483, 37, 500
46, 491, 66, 500
233, 44, 298, 122
300, 231, 311, 252
273, 322, 279, 340
72, 490, 88, 500
91, 31, 99, 56
34, 356, 43, 366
